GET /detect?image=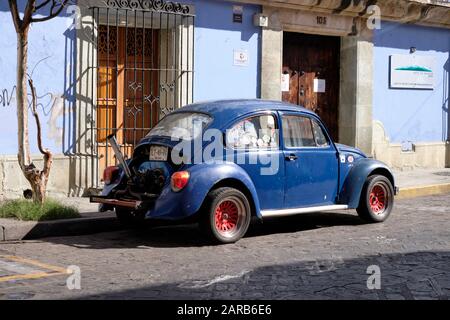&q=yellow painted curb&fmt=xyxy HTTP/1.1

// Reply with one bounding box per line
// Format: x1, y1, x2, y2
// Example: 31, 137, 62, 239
397, 183, 450, 199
